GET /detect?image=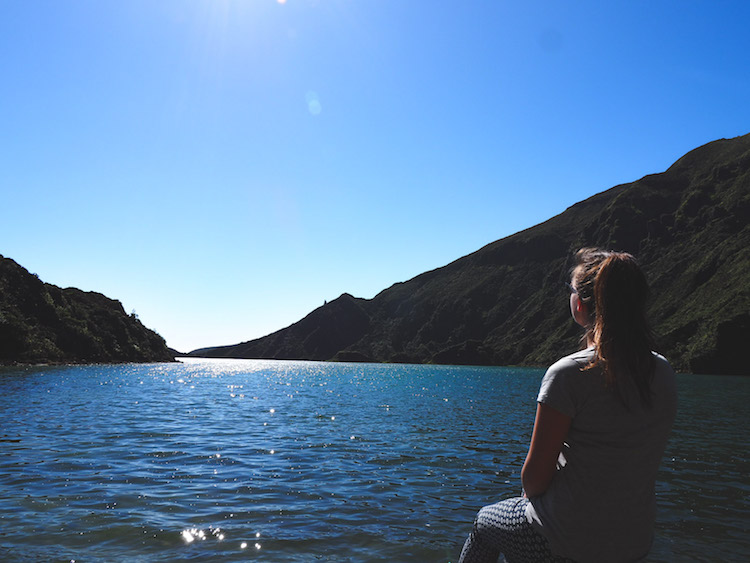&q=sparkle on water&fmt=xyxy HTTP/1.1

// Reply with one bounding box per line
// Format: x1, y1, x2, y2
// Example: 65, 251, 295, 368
0, 358, 747, 561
